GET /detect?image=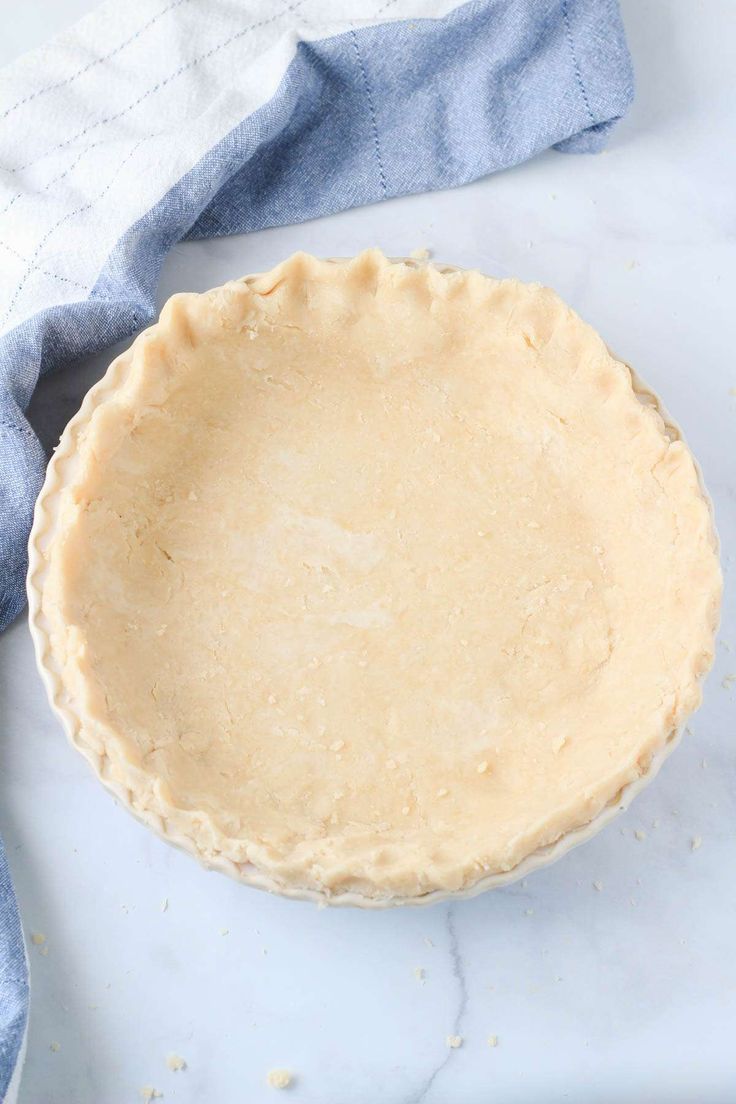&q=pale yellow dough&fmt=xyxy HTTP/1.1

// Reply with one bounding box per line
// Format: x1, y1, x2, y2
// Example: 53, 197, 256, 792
43, 251, 720, 900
